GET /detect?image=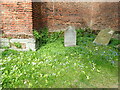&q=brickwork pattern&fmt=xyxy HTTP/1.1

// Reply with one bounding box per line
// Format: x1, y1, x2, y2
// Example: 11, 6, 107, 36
0, 2, 119, 38
32, 2, 119, 32
32, 2, 92, 31
91, 2, 119, 31
0, 1, 33, 38
52, 2, 92, 31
